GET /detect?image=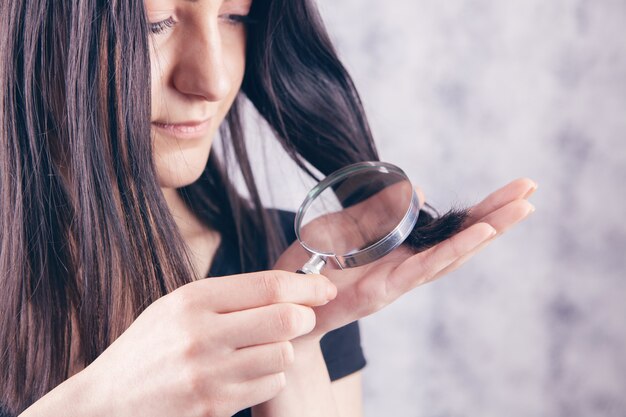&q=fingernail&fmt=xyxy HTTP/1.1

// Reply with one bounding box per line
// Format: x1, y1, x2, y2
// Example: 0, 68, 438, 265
518, 205, 536, 224
523, 183, 538, 199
